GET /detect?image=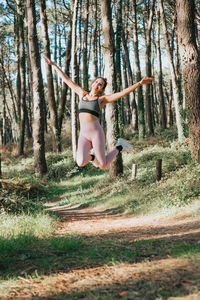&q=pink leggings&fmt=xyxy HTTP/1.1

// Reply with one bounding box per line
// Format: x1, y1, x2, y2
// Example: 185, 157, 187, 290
76, 120, 118, 169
